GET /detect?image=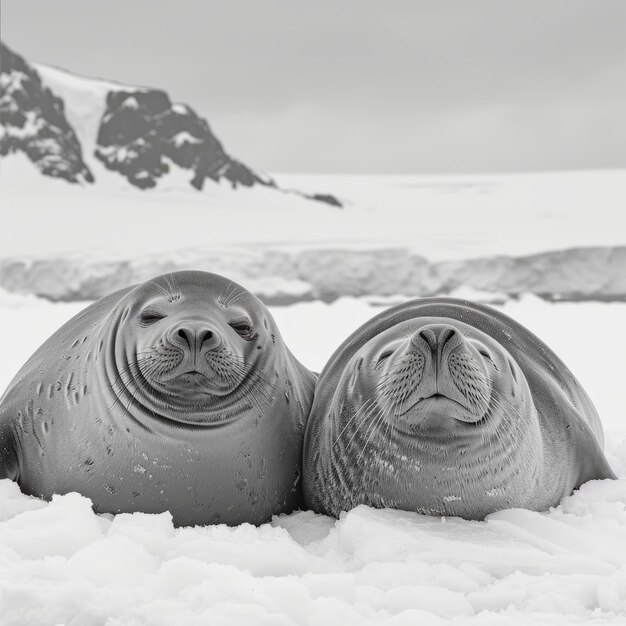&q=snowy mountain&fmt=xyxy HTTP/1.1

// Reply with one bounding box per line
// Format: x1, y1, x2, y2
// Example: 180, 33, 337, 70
0, 41, 339, 205
0, 42, 93, 184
